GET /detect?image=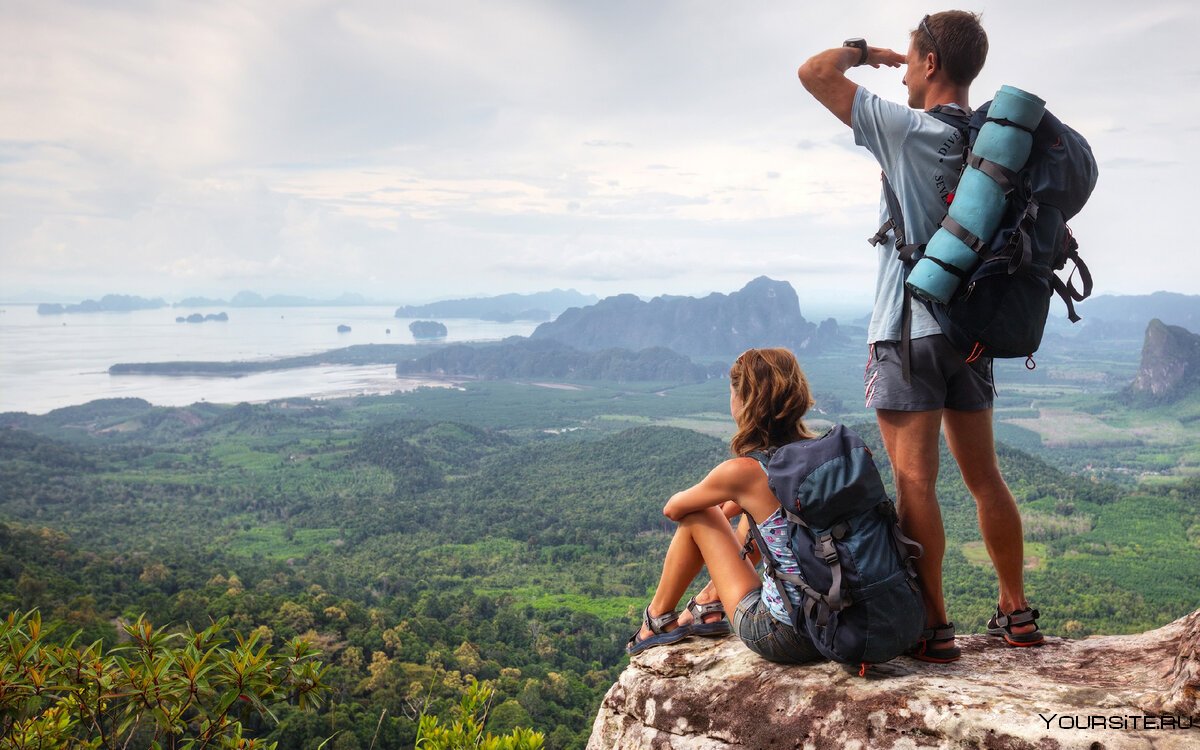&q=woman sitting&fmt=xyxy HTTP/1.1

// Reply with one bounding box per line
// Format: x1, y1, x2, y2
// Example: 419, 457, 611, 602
628, 347, 824, 664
